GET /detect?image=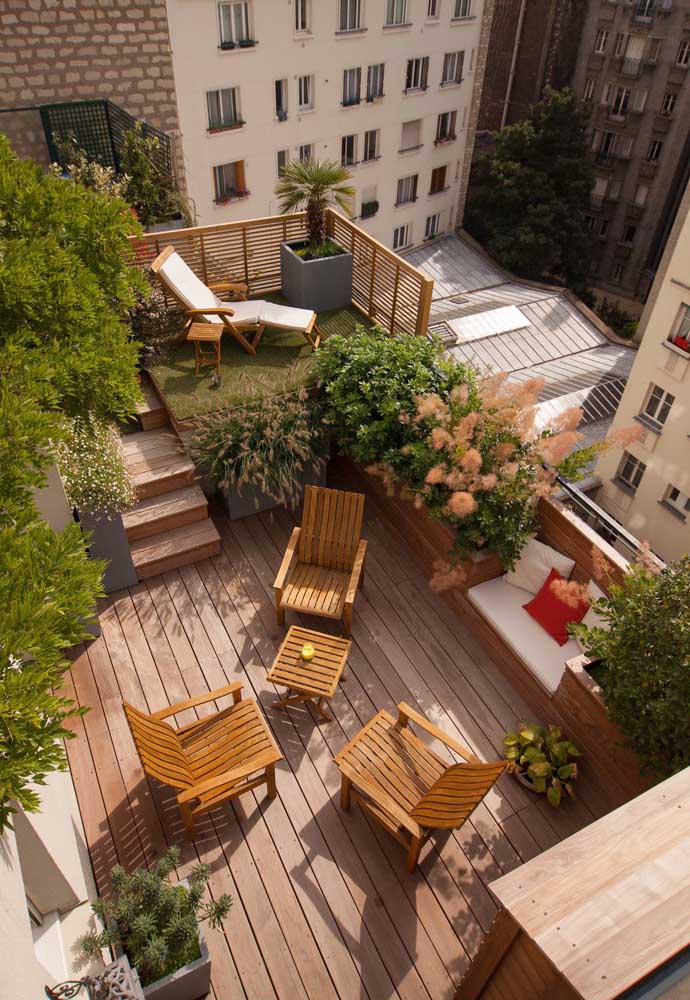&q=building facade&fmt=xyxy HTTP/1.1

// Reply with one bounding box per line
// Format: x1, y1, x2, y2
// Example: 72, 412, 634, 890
594, 178, 690, 563
165, 0, 491, 249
